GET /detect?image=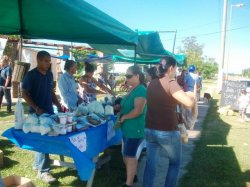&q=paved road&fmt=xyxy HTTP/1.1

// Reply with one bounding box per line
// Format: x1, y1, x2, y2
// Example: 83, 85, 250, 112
134, 101, 210, 187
